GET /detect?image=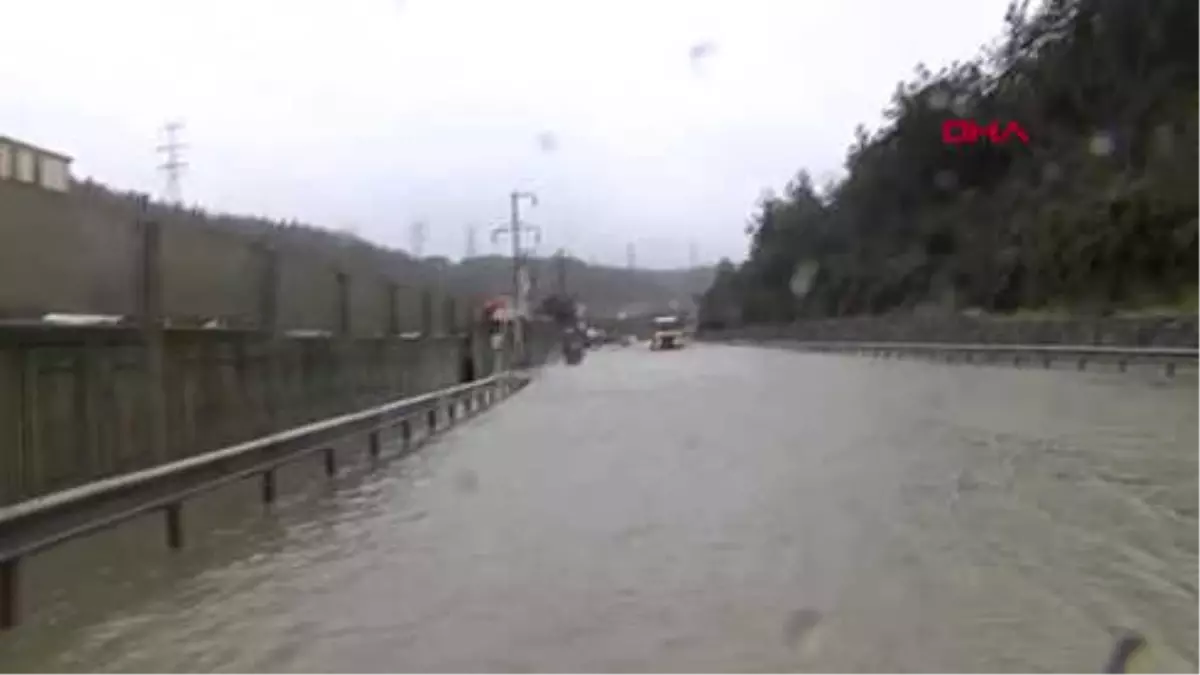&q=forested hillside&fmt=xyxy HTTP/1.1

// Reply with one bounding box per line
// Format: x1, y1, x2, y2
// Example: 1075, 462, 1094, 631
700, 0, 1197, 327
